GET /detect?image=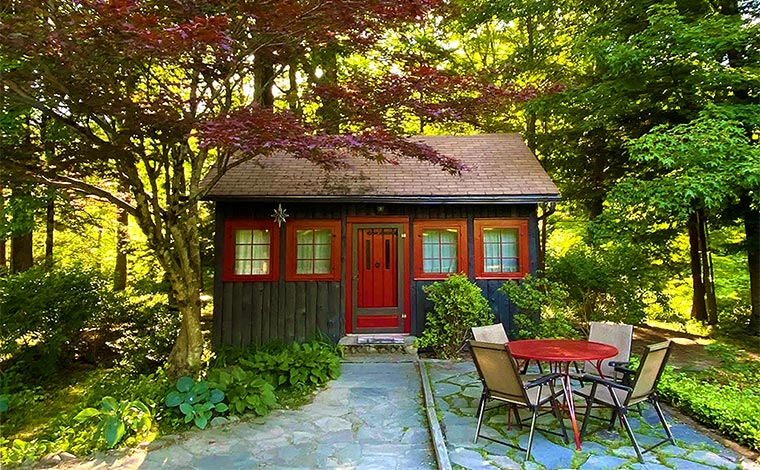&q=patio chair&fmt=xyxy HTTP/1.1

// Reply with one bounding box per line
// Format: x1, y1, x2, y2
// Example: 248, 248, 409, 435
573, 340, 676, 462
585, 321, 634, 380
469, 340, 568, 460
471, 324, 543, 374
